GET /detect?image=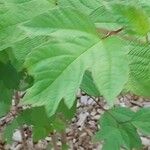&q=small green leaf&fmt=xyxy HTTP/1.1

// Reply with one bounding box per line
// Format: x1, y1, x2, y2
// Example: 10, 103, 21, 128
0, 82, 13, 116
0, 0, 54, 51
32, 127, 47, 142
132, 108, 150, 134
108, 107, 135, 122
95, 107, 142, 150
80, 71, 101, 96
56, 99, 77, 120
